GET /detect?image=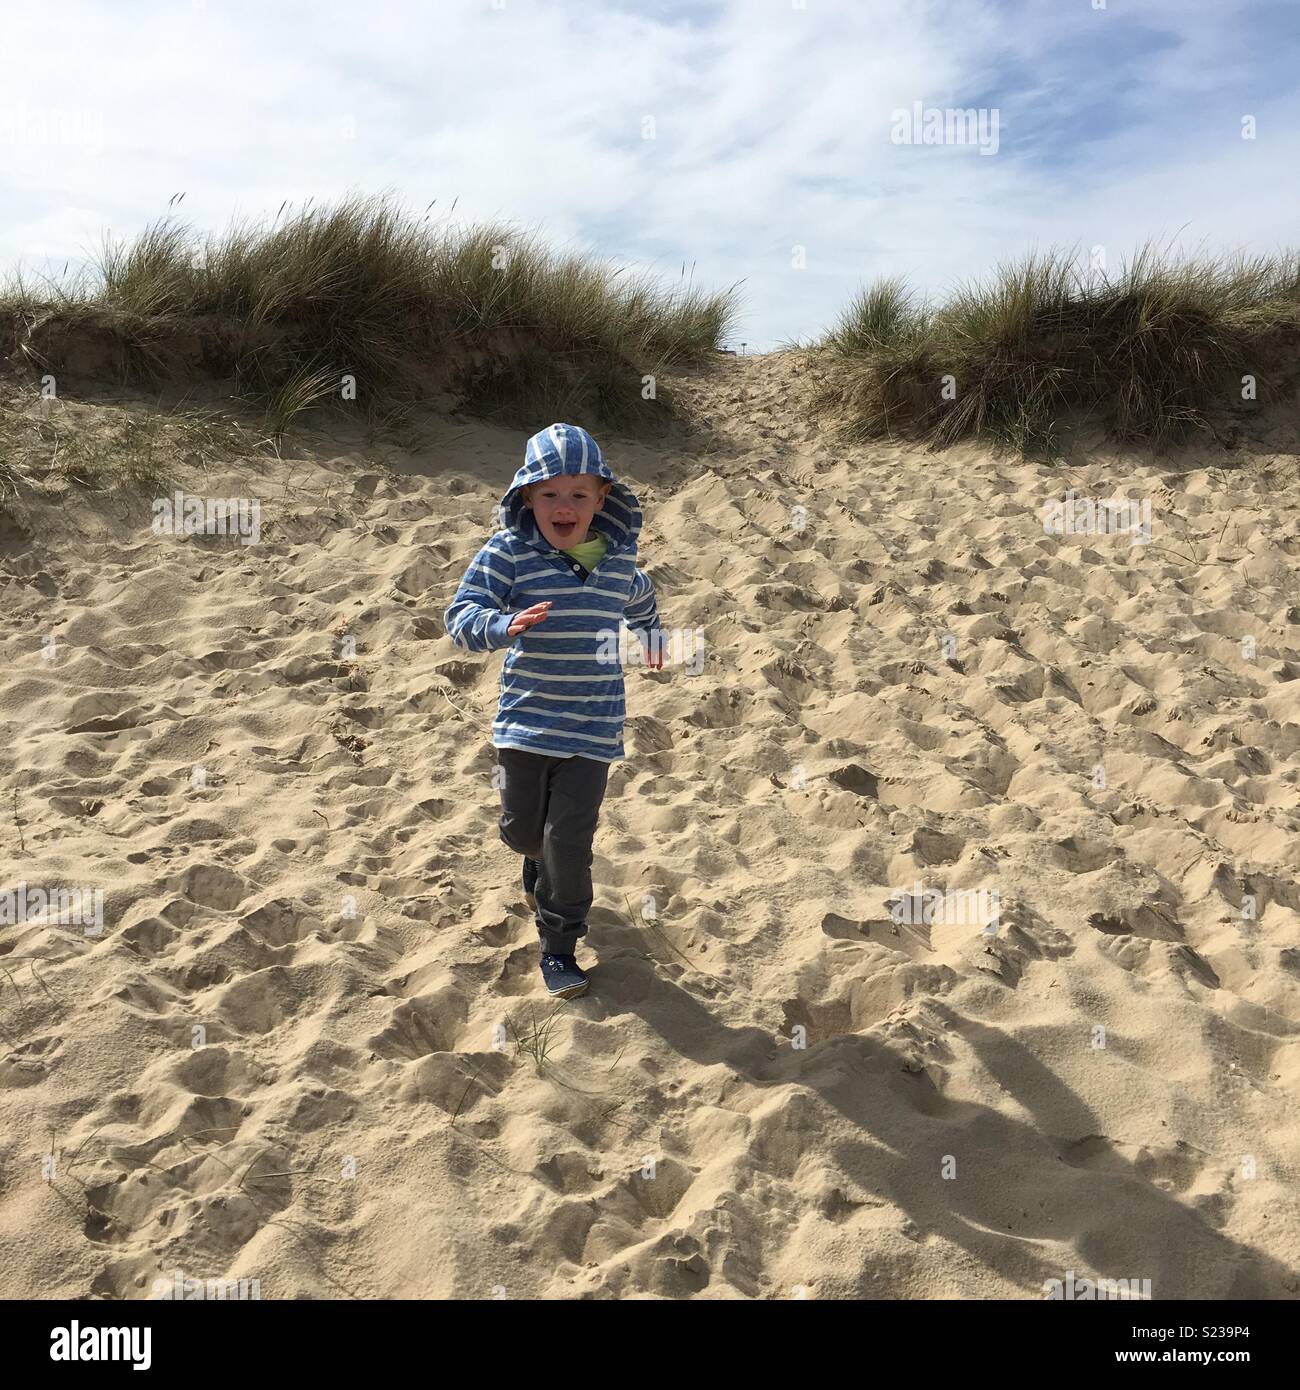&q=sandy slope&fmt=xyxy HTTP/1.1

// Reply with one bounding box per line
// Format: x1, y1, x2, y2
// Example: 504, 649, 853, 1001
0, 353, 1297, 1299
